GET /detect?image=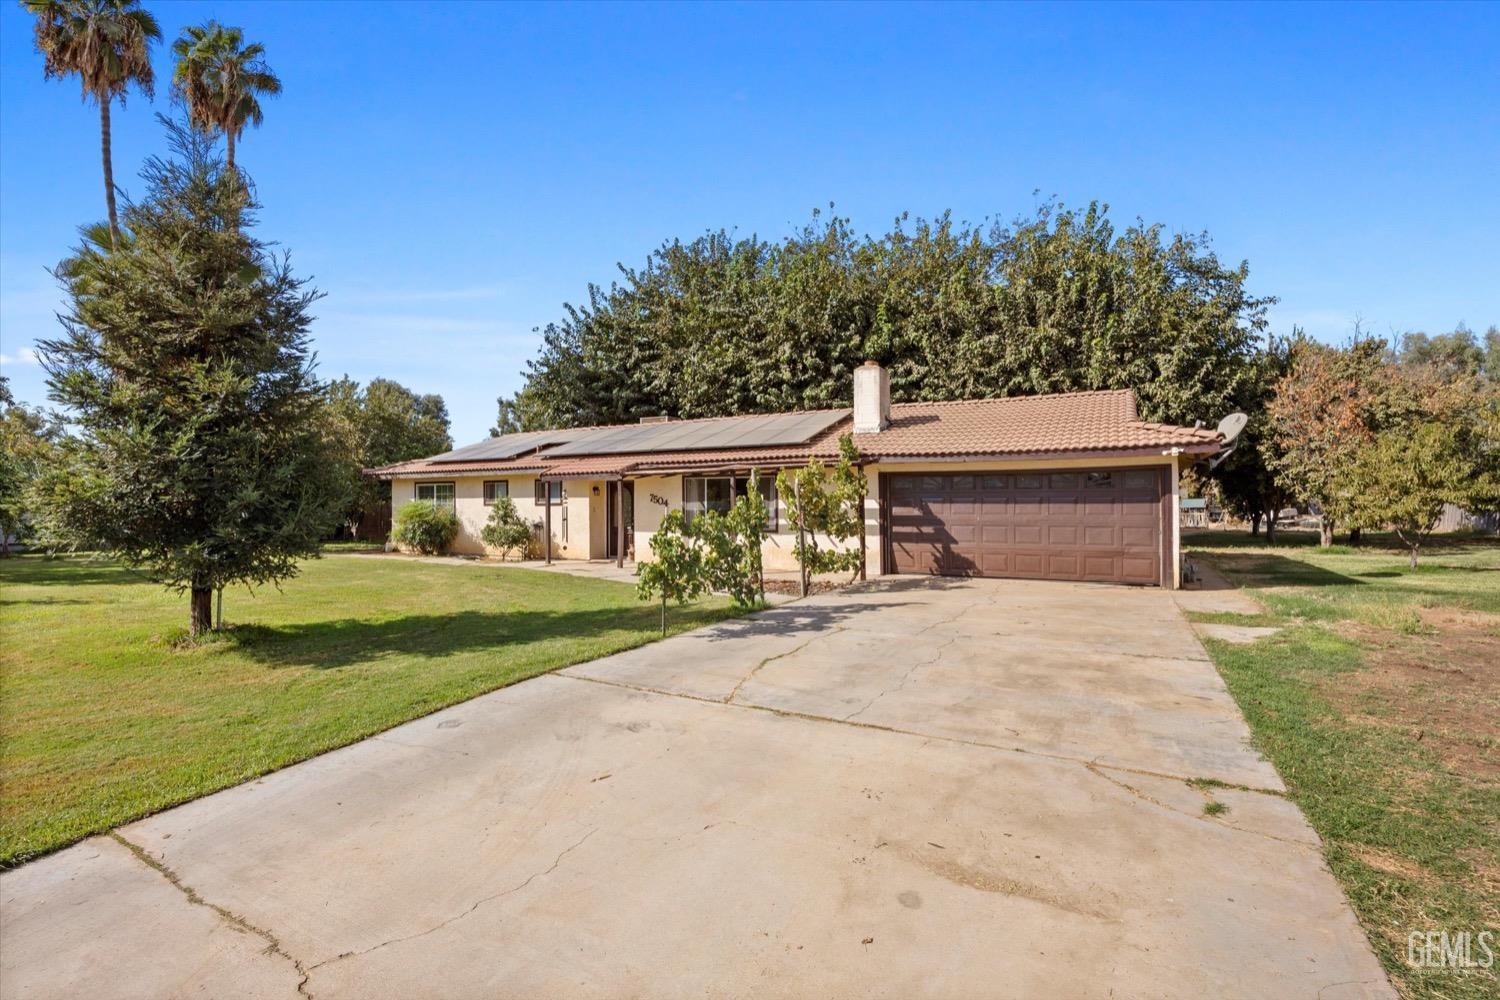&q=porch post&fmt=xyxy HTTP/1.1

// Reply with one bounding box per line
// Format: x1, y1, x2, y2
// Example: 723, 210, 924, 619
858, 467, 867, 581
615, 479, 625, 569
794, 474, 807, 598
544, 483, 552, 565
